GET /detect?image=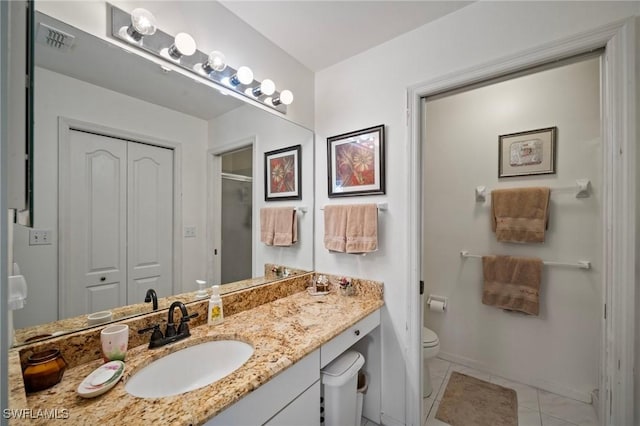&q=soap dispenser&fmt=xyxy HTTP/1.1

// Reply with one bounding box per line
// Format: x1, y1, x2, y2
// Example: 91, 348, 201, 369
207, 285, 224, 325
